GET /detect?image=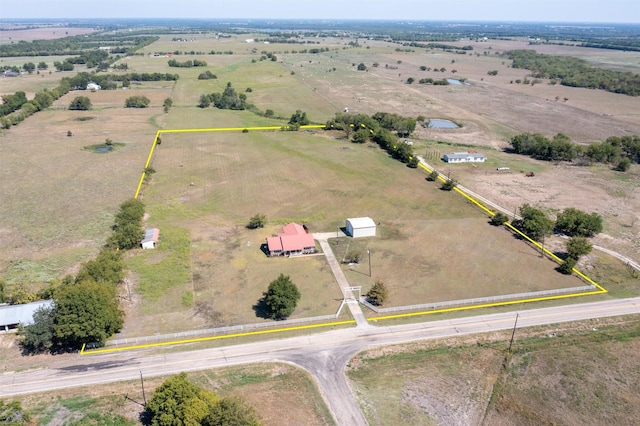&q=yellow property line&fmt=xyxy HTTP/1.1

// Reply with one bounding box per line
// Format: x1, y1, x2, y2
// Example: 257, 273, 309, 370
122, 126, 607, 347
81, 320, 356, 355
